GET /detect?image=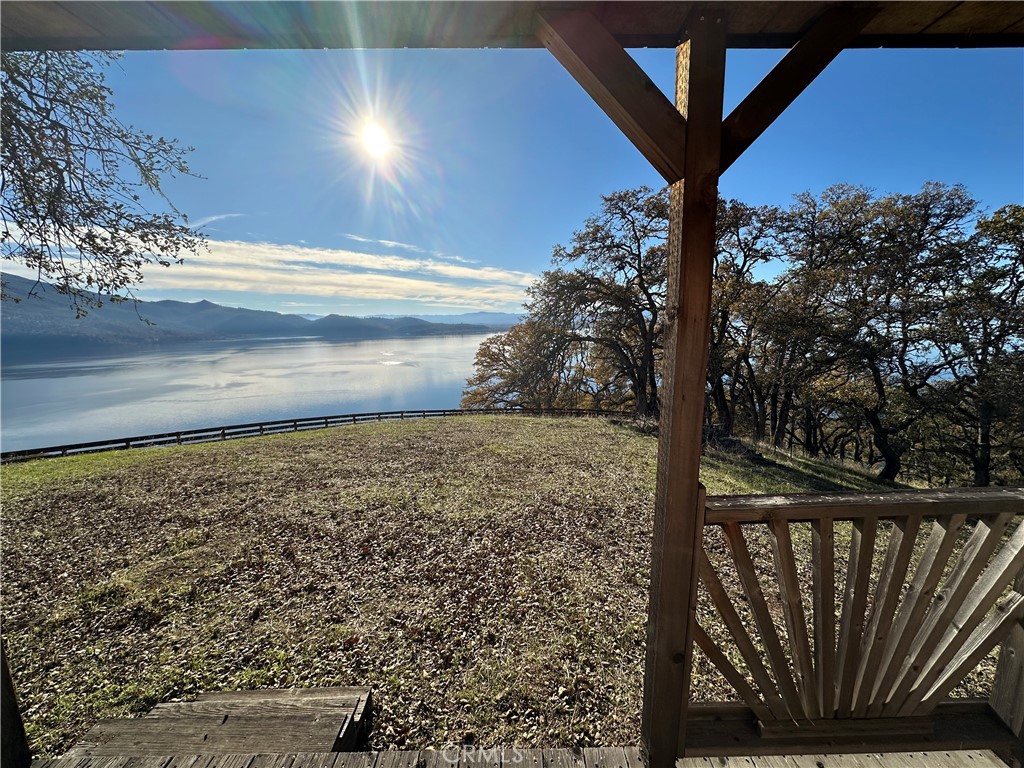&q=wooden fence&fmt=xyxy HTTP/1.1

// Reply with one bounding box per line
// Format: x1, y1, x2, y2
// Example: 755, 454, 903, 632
0, 407, 634, 464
